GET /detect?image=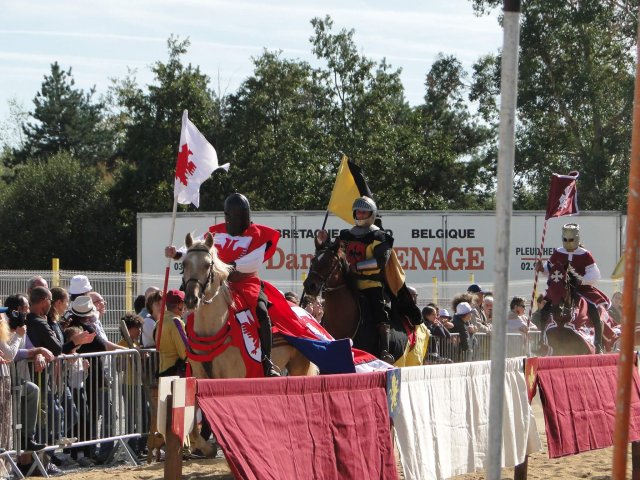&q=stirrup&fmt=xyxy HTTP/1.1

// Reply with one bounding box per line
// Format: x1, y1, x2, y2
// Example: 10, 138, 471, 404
262, 357, 281, 377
